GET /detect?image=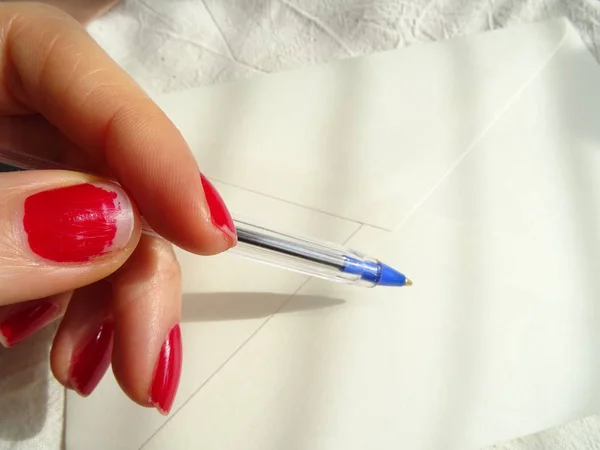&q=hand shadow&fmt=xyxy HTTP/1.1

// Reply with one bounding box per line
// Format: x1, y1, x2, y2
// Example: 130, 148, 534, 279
182, 292, 345, 322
